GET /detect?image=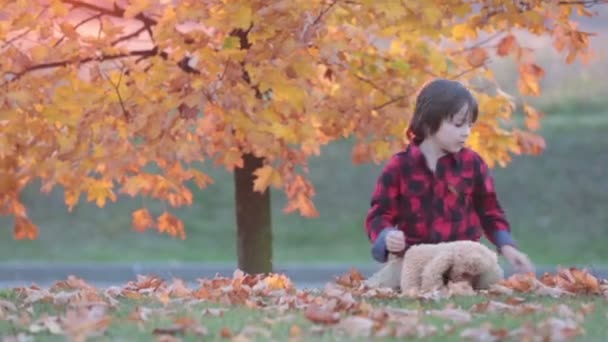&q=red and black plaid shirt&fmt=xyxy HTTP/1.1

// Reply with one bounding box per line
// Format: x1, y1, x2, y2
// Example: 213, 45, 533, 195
365, 143, 514, 255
